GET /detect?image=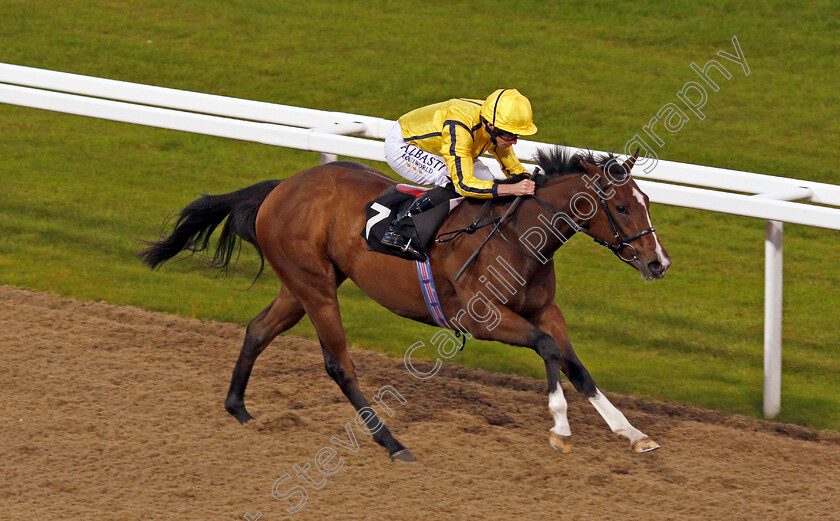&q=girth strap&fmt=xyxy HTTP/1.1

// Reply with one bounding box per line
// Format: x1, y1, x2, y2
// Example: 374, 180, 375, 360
416, 259, 449, 329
